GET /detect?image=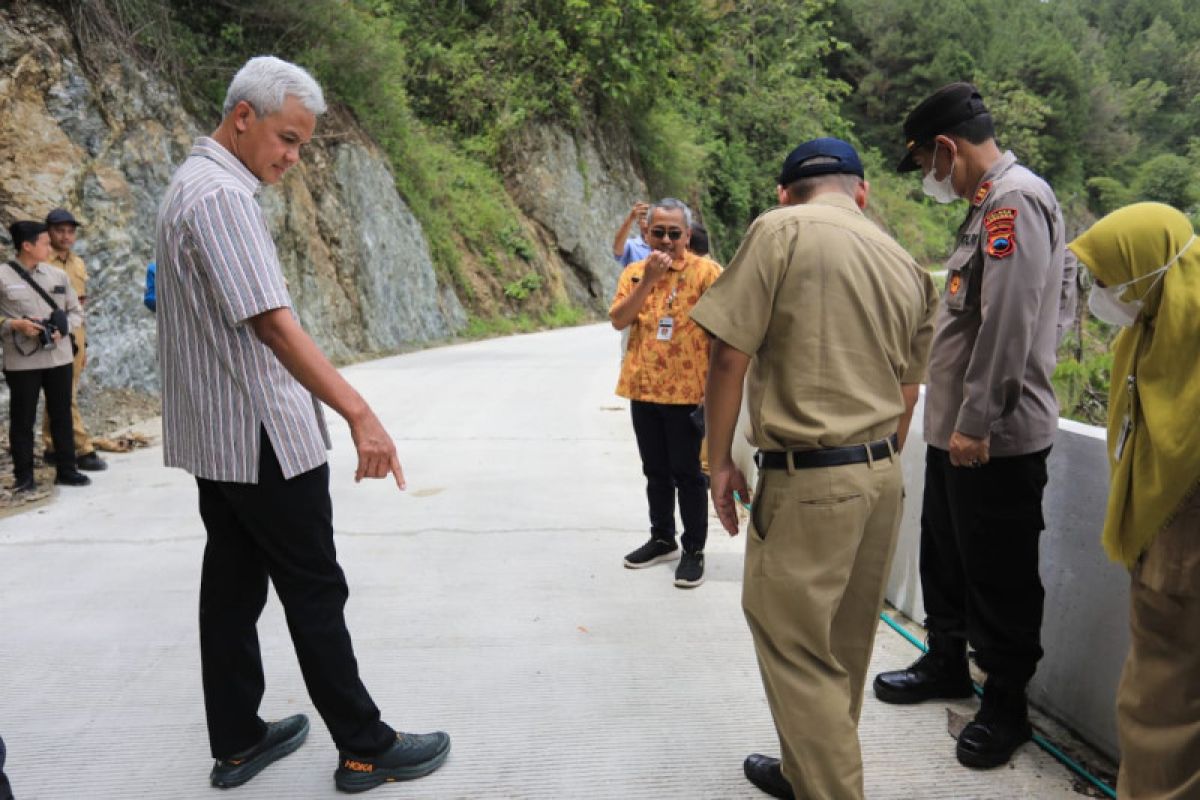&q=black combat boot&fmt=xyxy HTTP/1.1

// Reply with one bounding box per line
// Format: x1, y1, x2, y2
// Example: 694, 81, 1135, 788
955, 676, 1033, 768
873, 634, 975, 704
